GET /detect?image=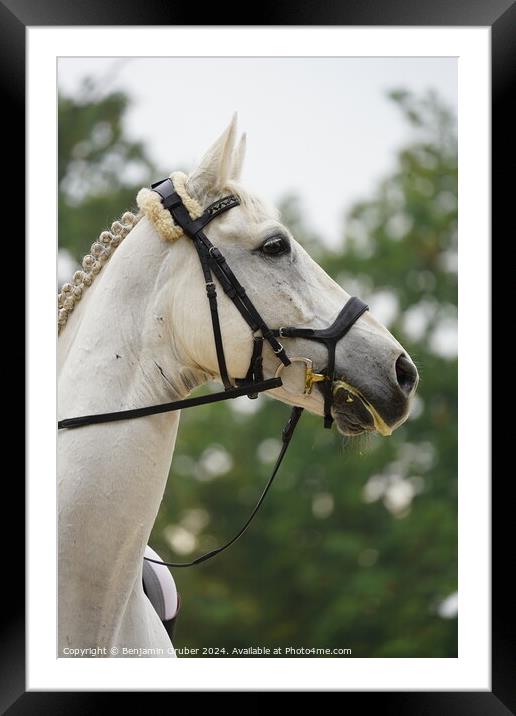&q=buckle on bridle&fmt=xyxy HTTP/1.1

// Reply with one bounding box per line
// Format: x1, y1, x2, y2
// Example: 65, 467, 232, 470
208, 246, 224, 263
